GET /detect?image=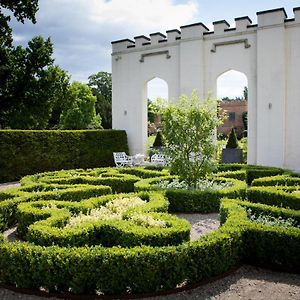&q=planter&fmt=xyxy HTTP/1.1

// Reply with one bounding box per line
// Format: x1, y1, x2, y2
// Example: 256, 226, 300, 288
222, 148, 243, 163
